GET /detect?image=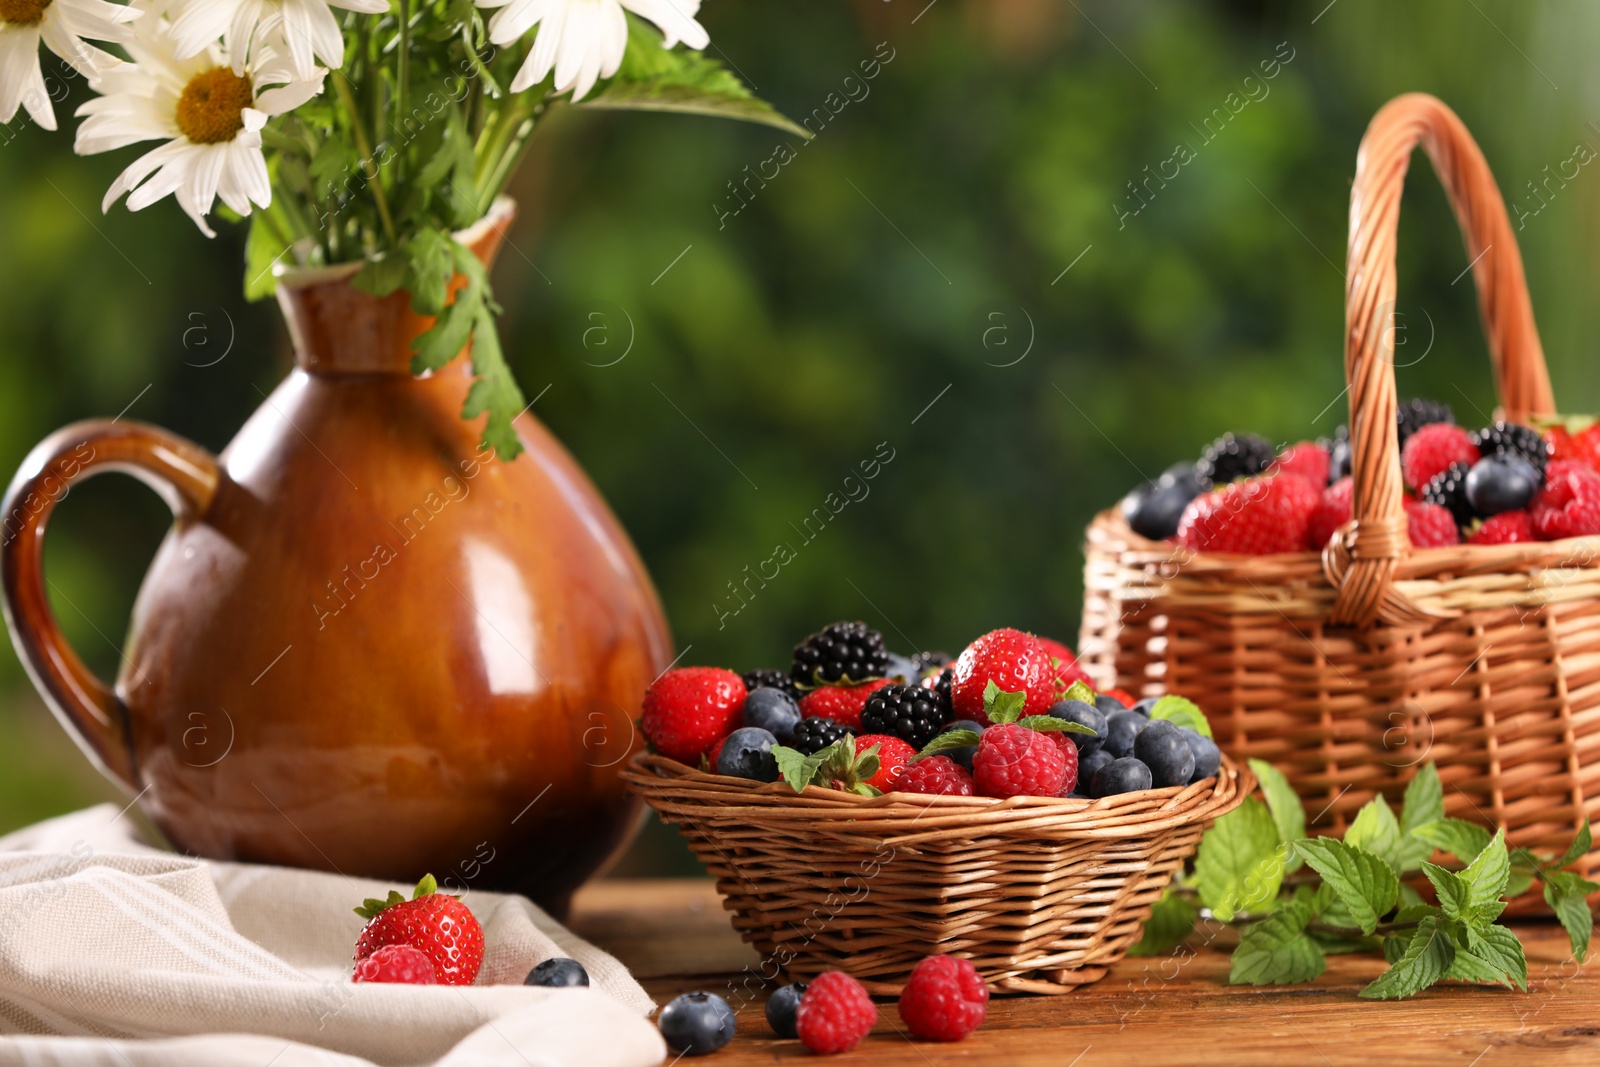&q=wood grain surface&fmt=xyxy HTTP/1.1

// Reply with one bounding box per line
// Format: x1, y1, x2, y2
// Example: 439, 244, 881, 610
571, 878, 1600, 1066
